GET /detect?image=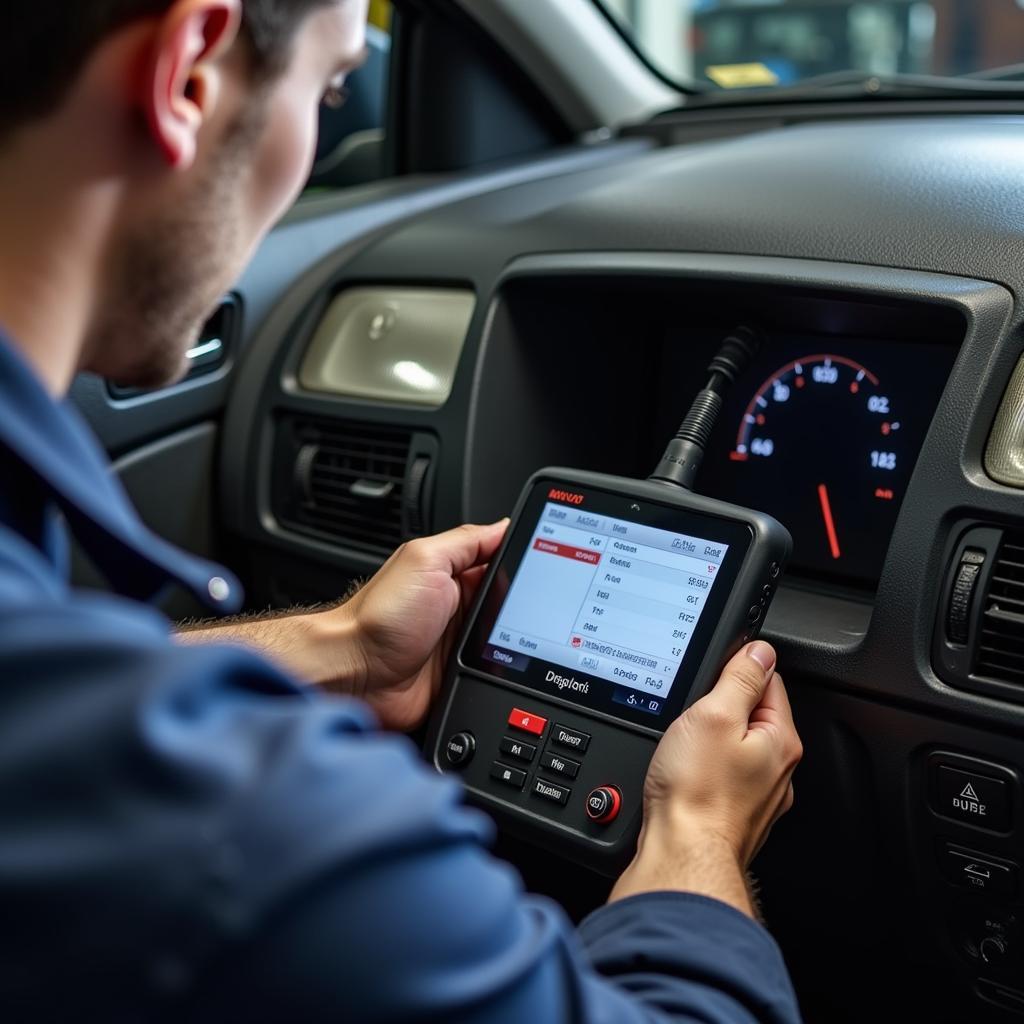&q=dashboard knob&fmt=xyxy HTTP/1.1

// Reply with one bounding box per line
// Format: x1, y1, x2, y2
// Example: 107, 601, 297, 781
586, 786, 622, 824
980, 934, 1009, 965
